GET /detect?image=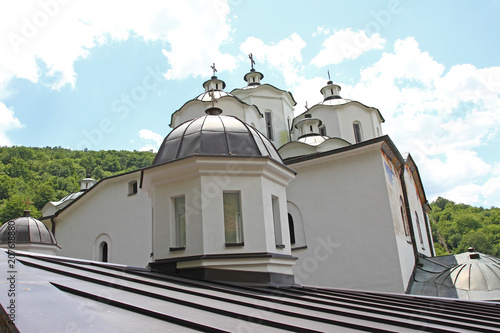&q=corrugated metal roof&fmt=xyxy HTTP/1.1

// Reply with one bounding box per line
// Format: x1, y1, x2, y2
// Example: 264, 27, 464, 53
2, 251, 500, 332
